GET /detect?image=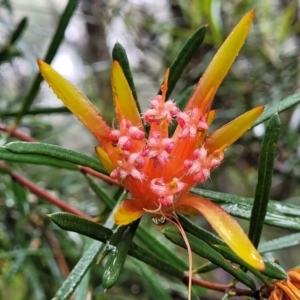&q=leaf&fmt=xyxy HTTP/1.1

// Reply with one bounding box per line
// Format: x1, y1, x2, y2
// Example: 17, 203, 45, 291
5, 142, 106, 173
49, 212, 112, 242
136, 225, 188, 271
162, 26, 207, 99
53, 190, 126, 300
131, 260, 173, 300
15, 0, 79, 126
26, 262, 47, 300
253, 91, 300, 126
0, 17, 28, 63
49, 212, 183, 278
53, 210, 117, 300
177, 214, 285, 283
162, 225, 256, 289
85, 174, 116, 208
10, 17, 28, 44
258, 232, 300, 253
0, 147, 77, 170
74, 238, 92, 300
0, 106, 69, 118
194, 262, 218, 274
191, 188, 300, 230
102, 221, 139, 289
248, 114, 281, 247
